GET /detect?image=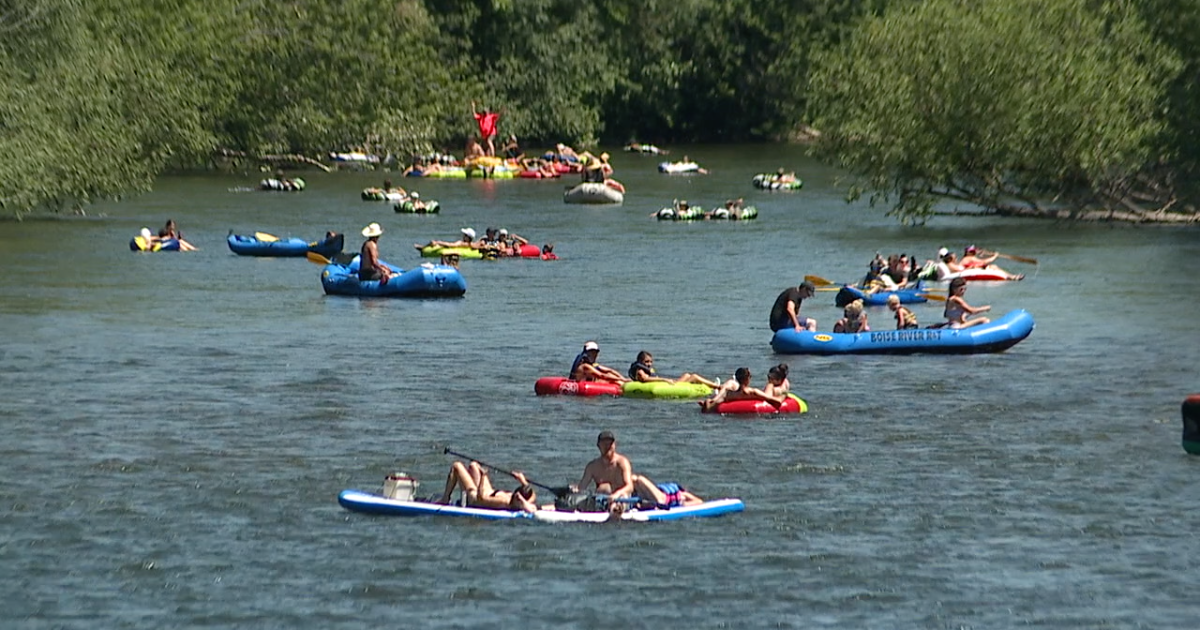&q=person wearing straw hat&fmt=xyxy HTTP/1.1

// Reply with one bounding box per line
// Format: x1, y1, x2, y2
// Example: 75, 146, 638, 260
359, 223, 395, 283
